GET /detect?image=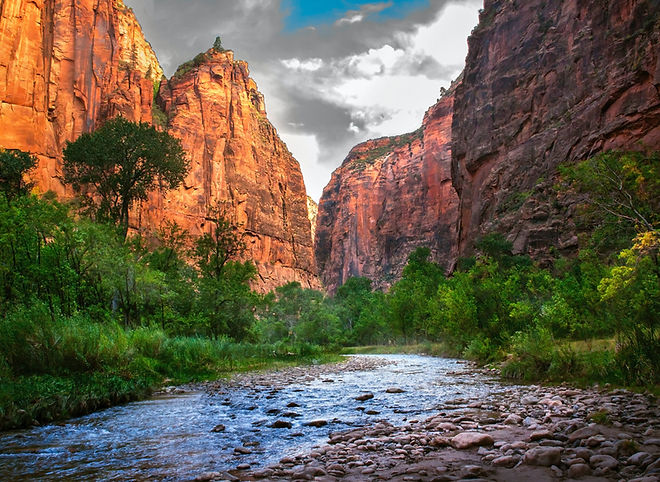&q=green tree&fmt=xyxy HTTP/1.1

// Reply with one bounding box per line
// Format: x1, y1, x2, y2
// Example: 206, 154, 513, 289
63, 117, 189, 237
193, 206, 257, 339
0, 149, 36, 202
